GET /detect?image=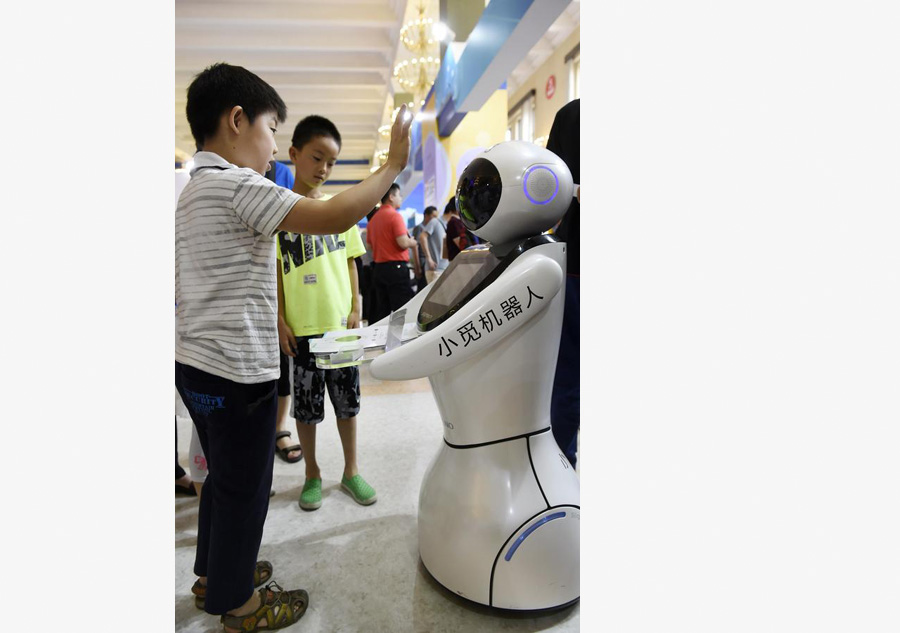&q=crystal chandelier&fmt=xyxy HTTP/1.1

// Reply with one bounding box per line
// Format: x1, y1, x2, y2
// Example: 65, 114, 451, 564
393, 57, 440, 103
393, 0, 441, 106
370, 147, 390, 173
